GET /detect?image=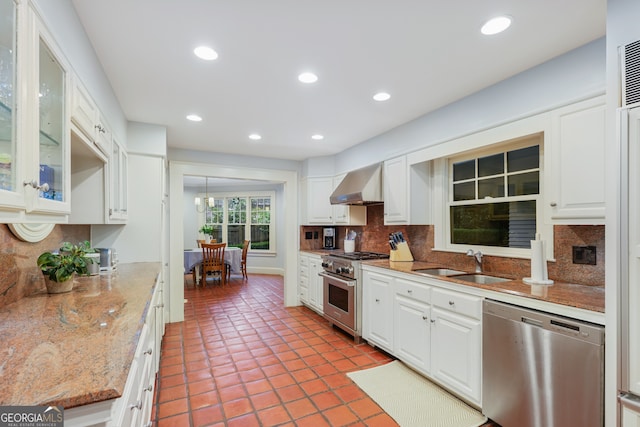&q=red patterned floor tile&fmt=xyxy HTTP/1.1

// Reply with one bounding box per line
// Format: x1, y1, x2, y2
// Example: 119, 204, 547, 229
222, 397, 253, 419
158, 398, 189, 418
257, 405, 292, 425
275, 384, 305, 402
192, 404, 224, 427
285, 397, 317, 419
250, 390, 280, 410
190, 389, 219, 409
226, 413, 261, 427
323, 404, 359, 427
310, 391, 342, 410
